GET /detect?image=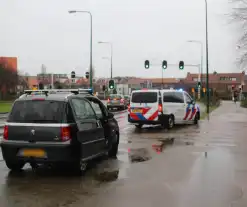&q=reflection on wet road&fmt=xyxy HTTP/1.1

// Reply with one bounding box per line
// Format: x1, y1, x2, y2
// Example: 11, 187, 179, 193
0, 101, 247, 206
